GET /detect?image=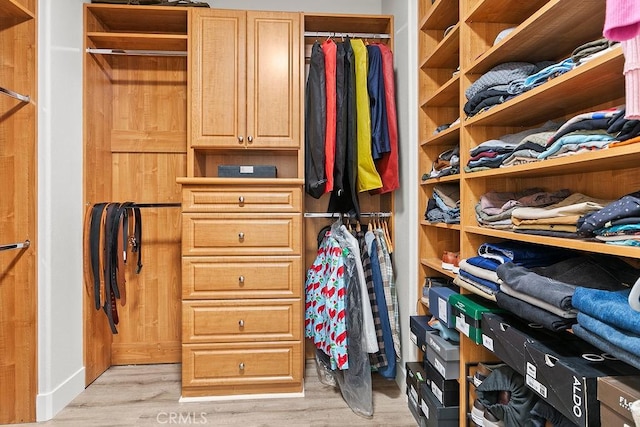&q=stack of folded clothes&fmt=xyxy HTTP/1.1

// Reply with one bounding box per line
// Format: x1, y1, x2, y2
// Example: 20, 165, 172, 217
425, 183, 460, 224
464, 61, 555, 118
466, 121, 561, 172
454, 241, 572, 301
475, 188, 570, 229
424, 145, 459, 179
496, 254, 637, 332
511, 192, 613, 238
454, 256, 501, 301
577, 190, 640, 246
572, 285, 640, 370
